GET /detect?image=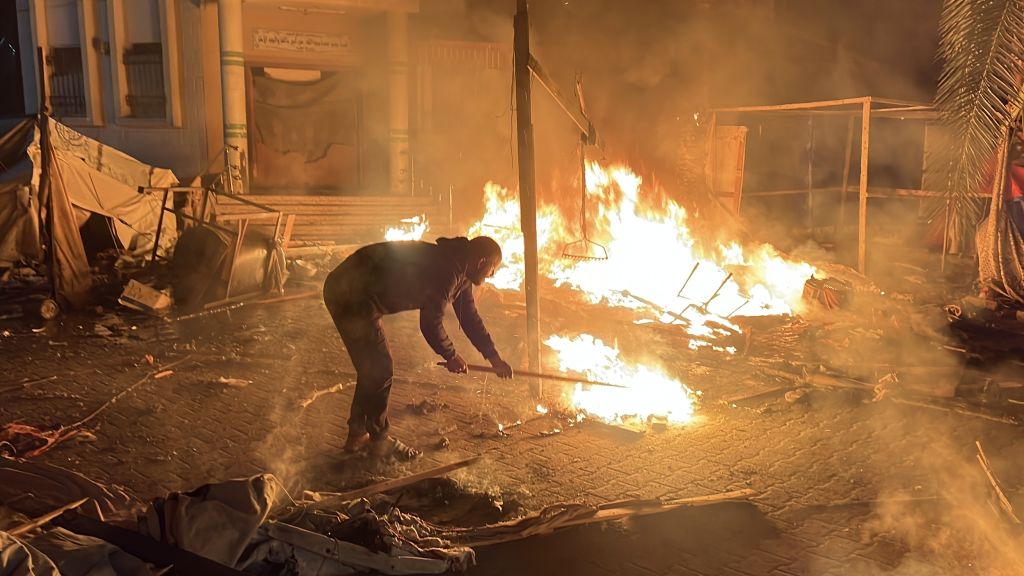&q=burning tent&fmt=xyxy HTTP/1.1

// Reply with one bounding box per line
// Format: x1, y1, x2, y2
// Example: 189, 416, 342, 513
0, 115, 177, 307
